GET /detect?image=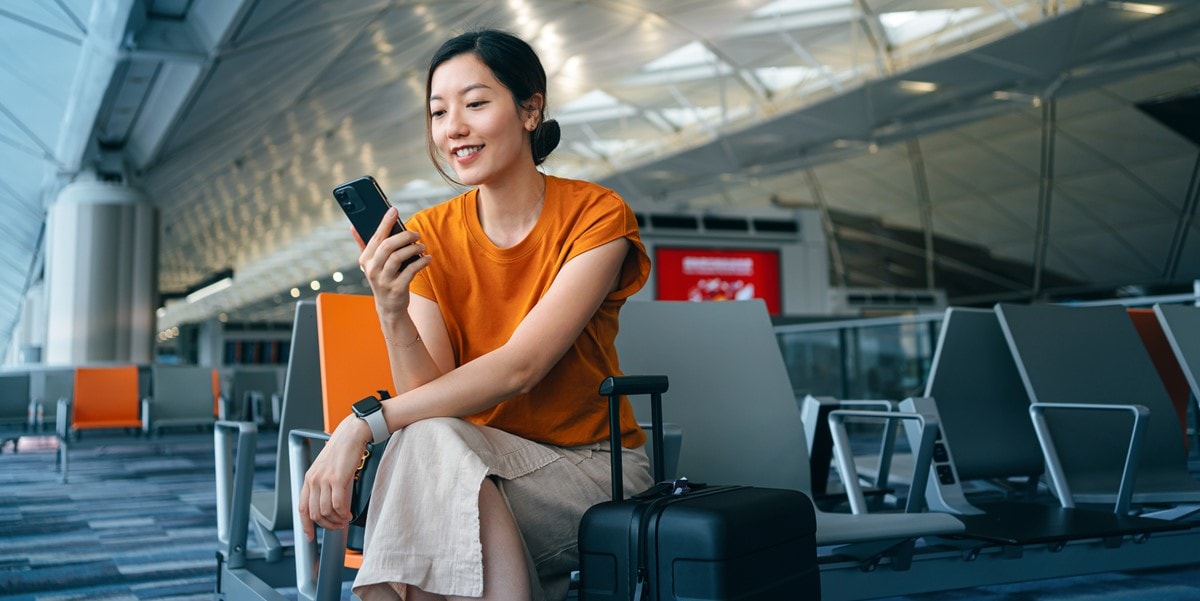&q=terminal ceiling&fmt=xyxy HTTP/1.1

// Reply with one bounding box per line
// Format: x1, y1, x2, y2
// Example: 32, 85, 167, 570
1, 0, 1199, 346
